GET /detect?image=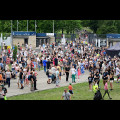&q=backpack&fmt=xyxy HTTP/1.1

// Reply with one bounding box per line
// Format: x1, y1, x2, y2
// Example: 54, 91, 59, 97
0, 74, 3, 81
46, 70, 49, 76
28, 75, 31, 81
